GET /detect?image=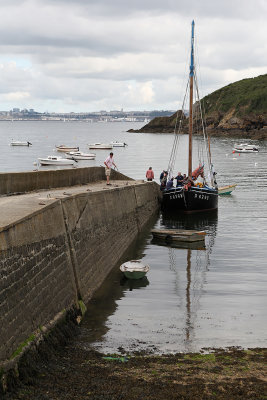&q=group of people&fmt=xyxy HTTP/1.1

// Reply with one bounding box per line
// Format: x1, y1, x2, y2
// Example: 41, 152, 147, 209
145, 167, 193, 191
105, 159, 201, 190
159, 170, 189, 191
